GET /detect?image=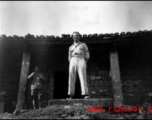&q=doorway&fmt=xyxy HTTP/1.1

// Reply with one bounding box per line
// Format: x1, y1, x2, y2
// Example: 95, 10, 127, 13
54, 70, 68, 99
53, 70, 83, 99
